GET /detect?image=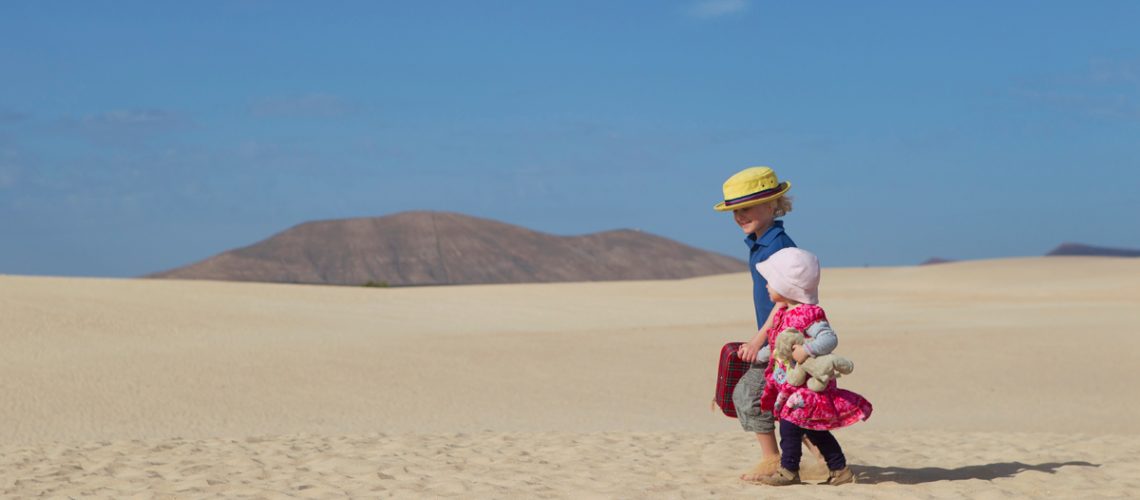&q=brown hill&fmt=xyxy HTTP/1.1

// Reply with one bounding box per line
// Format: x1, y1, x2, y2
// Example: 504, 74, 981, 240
147, 211, 746, 286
